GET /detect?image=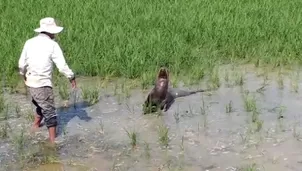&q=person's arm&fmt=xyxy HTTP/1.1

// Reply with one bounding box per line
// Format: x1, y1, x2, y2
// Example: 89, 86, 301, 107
18, 41, 28, 80
51, 42, 75, 81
